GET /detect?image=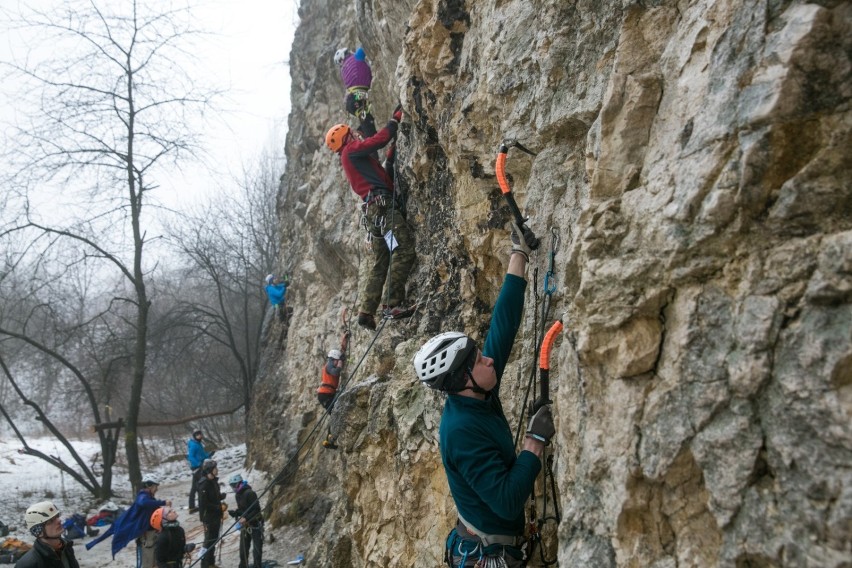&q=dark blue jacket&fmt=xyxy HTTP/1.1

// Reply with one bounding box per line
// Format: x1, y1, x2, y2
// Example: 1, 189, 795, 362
439, 274, 541, 537
86, 490, 166, 557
